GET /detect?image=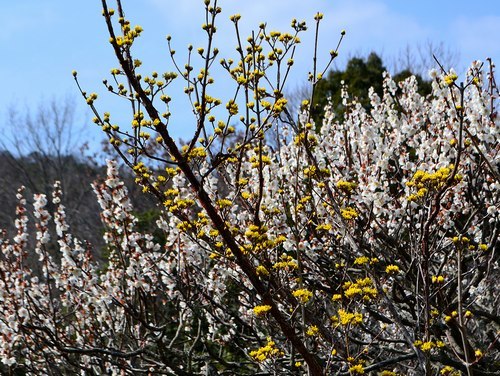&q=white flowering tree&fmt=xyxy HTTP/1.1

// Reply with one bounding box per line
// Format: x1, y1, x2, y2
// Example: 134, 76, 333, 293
1, 0, 499, 375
